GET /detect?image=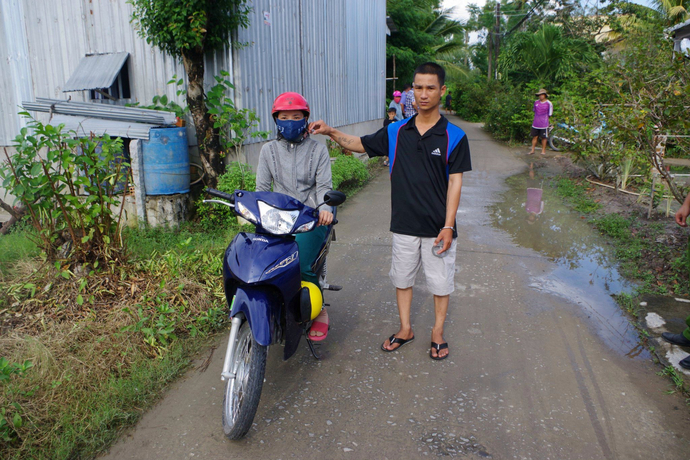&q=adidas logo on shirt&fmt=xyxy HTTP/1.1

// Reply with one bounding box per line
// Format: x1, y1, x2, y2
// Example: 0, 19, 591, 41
431, 148, 441, 156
